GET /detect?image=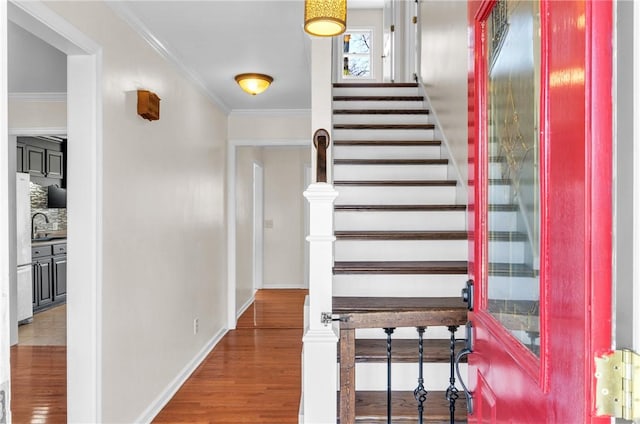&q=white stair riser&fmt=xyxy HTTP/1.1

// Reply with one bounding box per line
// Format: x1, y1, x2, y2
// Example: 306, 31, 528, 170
335, 239, 521, 263
351, 363, 467, 391
356, 327, 460, 340
333, 129, 435, 141
333, 100, 425, 110
333, 114, 431, 125
488, 210, 518, 232
333, 145, 442, 160
333, 274, 466, 297
333, 87, 422, 97
489, 184, 511, 204
488, 239, 525, 263
335, 210, 466, 231
335, 240, 468, 262
488, 275, 539, 301
333, 164, 448, 181
489, 162, 503, 179
335, 186, 457, 205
